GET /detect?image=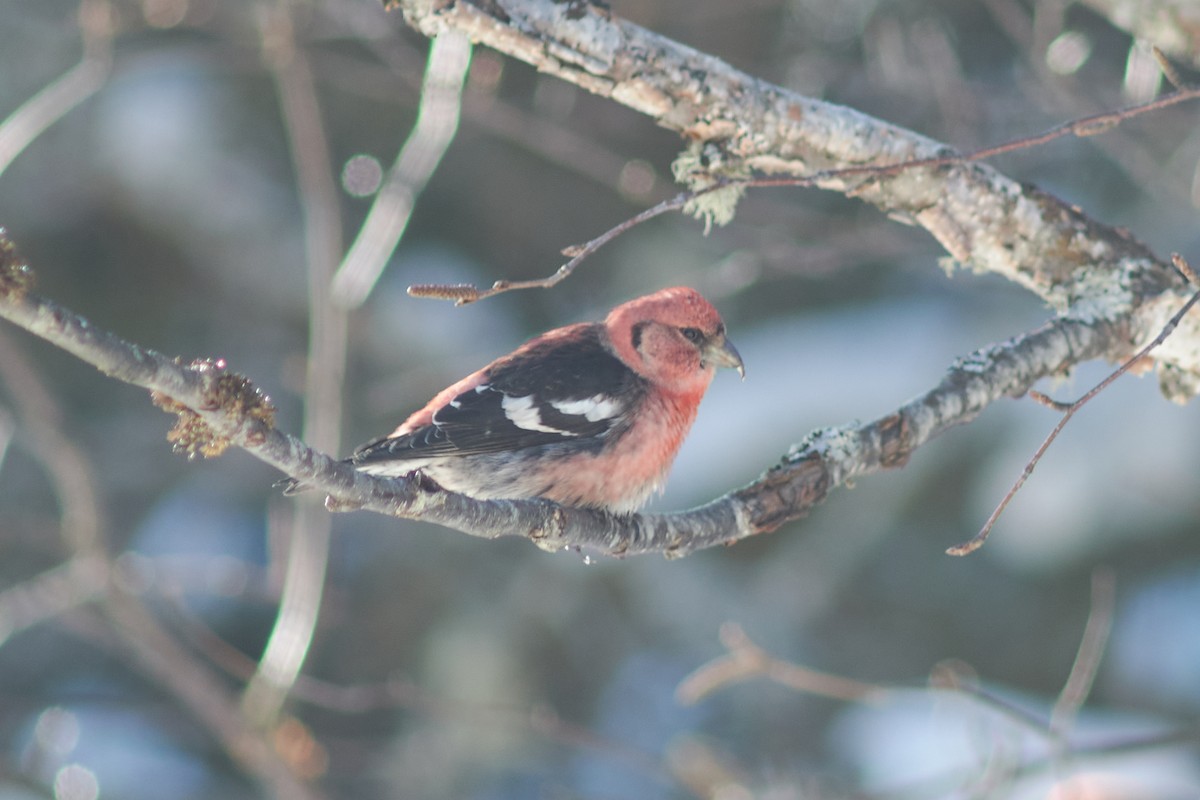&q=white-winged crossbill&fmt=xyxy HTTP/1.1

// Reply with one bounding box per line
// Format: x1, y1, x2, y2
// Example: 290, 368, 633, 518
283, 286, 743, 512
